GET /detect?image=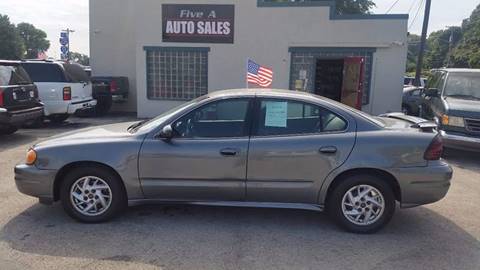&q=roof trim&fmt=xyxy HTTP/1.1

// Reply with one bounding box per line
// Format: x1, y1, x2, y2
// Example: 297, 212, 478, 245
143, 46, 211, 52
257, 0, 409, 20
288, 47, 377, 53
